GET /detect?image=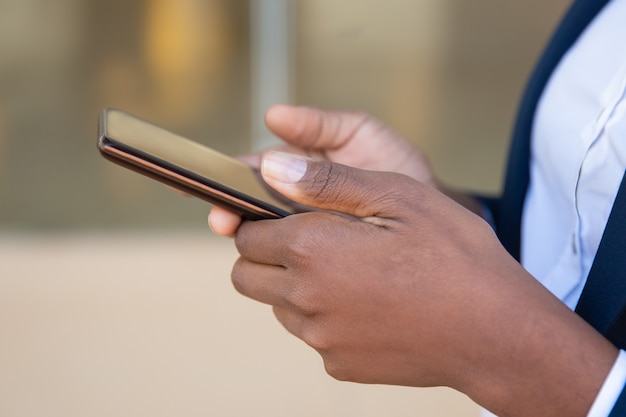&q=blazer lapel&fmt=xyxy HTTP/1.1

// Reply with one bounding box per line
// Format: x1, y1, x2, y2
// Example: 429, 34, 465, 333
497, 0, 626, 345
576, 171, 626, 347
496, 0, 610, 260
